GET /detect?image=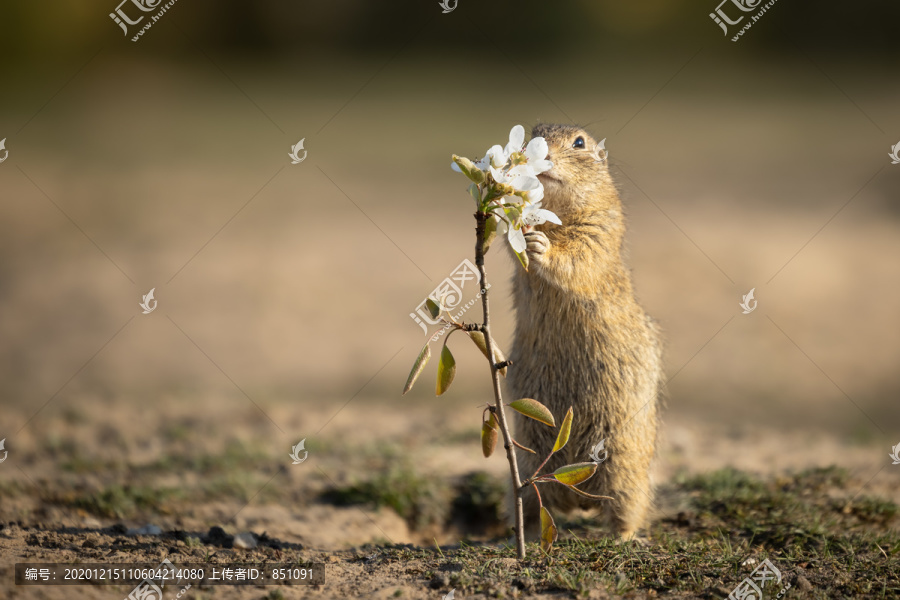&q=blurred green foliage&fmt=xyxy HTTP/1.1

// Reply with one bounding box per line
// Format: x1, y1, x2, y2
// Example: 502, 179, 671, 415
1, 0, 897, 61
